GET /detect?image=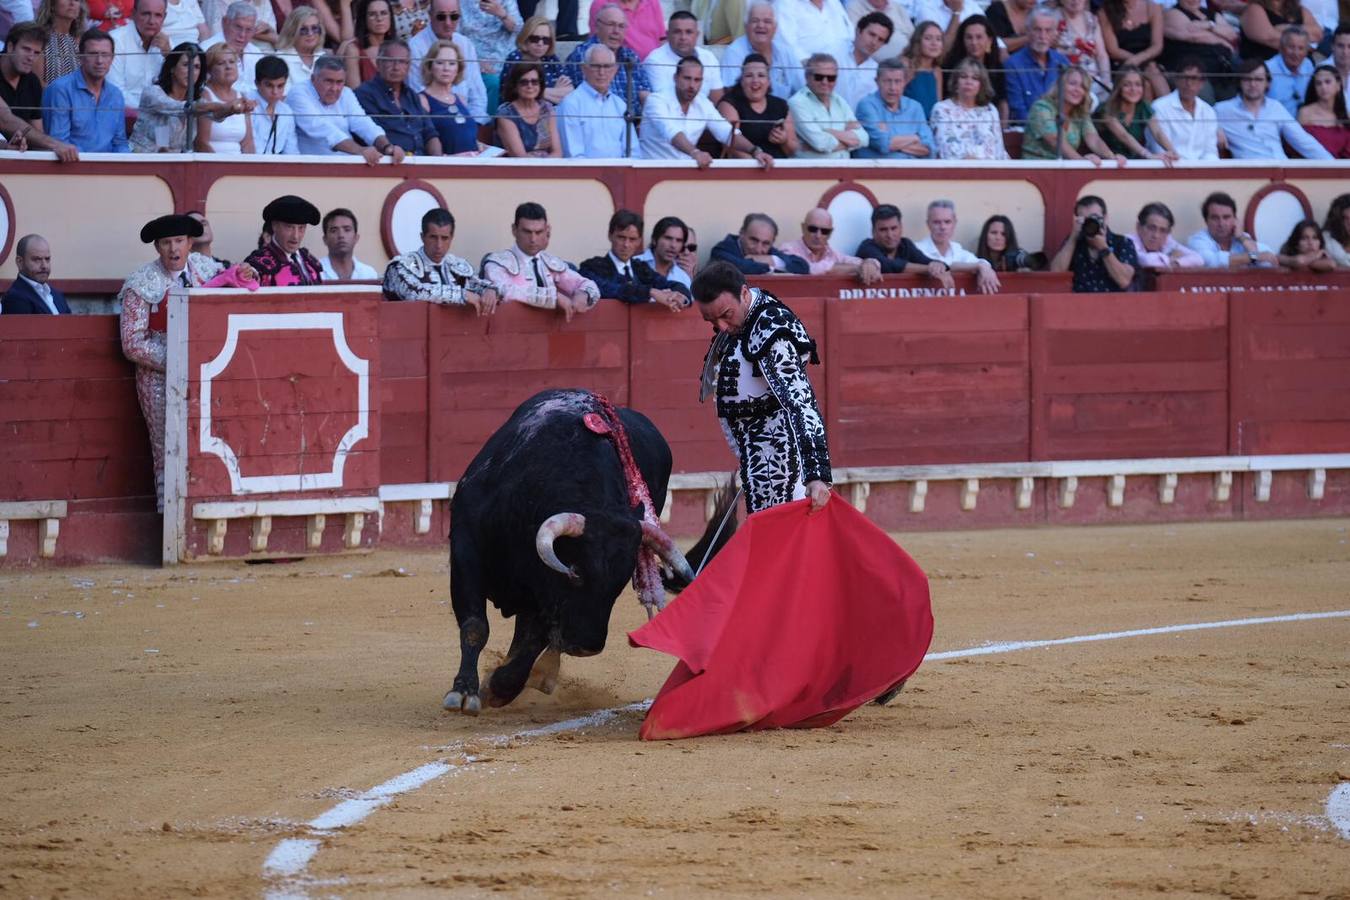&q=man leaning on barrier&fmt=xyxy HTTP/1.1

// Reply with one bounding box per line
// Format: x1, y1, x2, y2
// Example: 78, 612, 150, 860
291, 53, 404, 163
384, 208, 499, 311
482, 201, 601, 321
